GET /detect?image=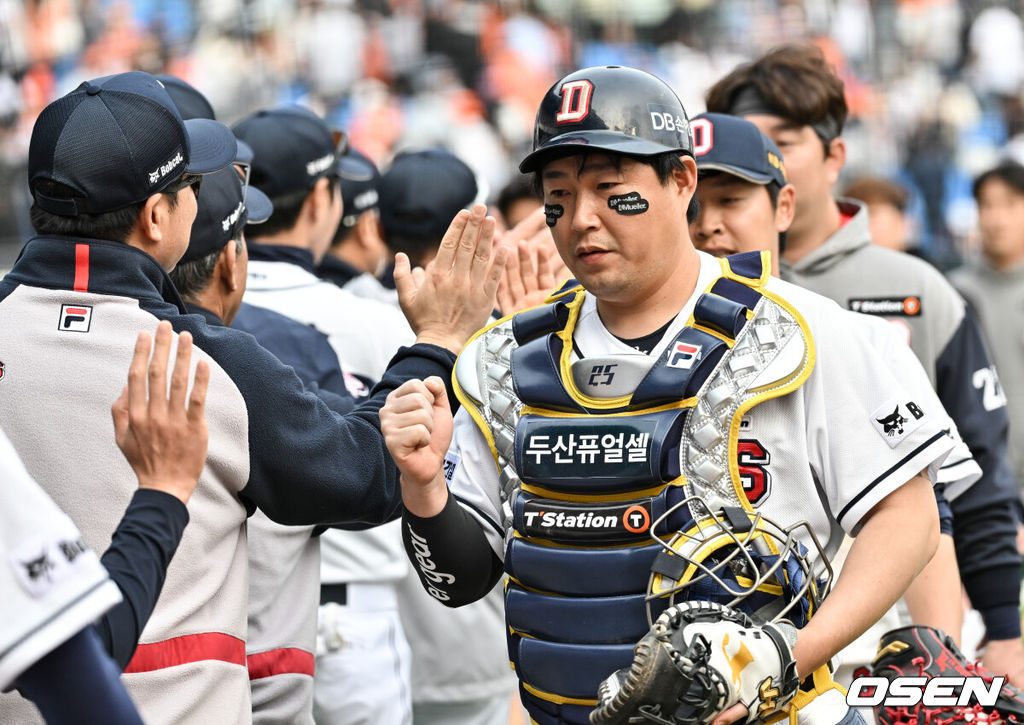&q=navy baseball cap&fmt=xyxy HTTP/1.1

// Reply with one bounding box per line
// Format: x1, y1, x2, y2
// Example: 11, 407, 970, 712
691, 113, 788, 187
180, 166, 273, 264
29, 71, 237, 217
339, 147, 380, 230
232, 106, 342, 199
379, 149, 478, 240
155, 74, 215, 121
156, 74, 254, 166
